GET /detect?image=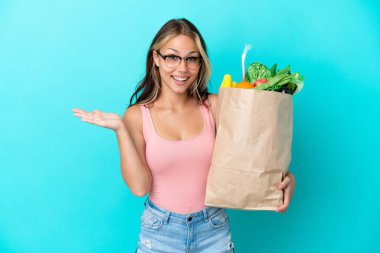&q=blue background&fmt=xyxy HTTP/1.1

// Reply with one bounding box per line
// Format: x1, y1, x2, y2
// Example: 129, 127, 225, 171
1, 0, 379, 252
